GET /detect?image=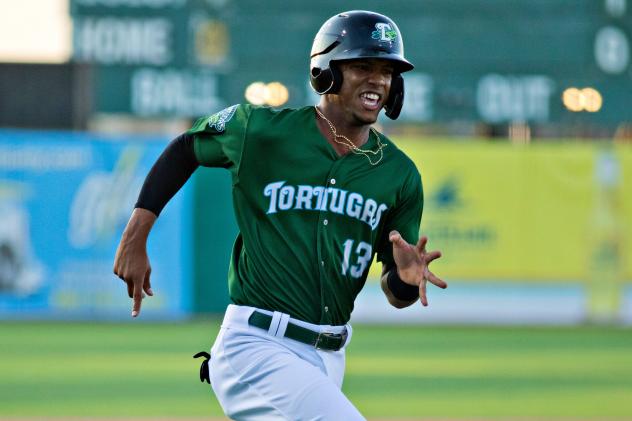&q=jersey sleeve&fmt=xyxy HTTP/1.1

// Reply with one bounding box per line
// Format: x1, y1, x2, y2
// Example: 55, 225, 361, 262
376, 167, 423, 265
188, 104, 253, 171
